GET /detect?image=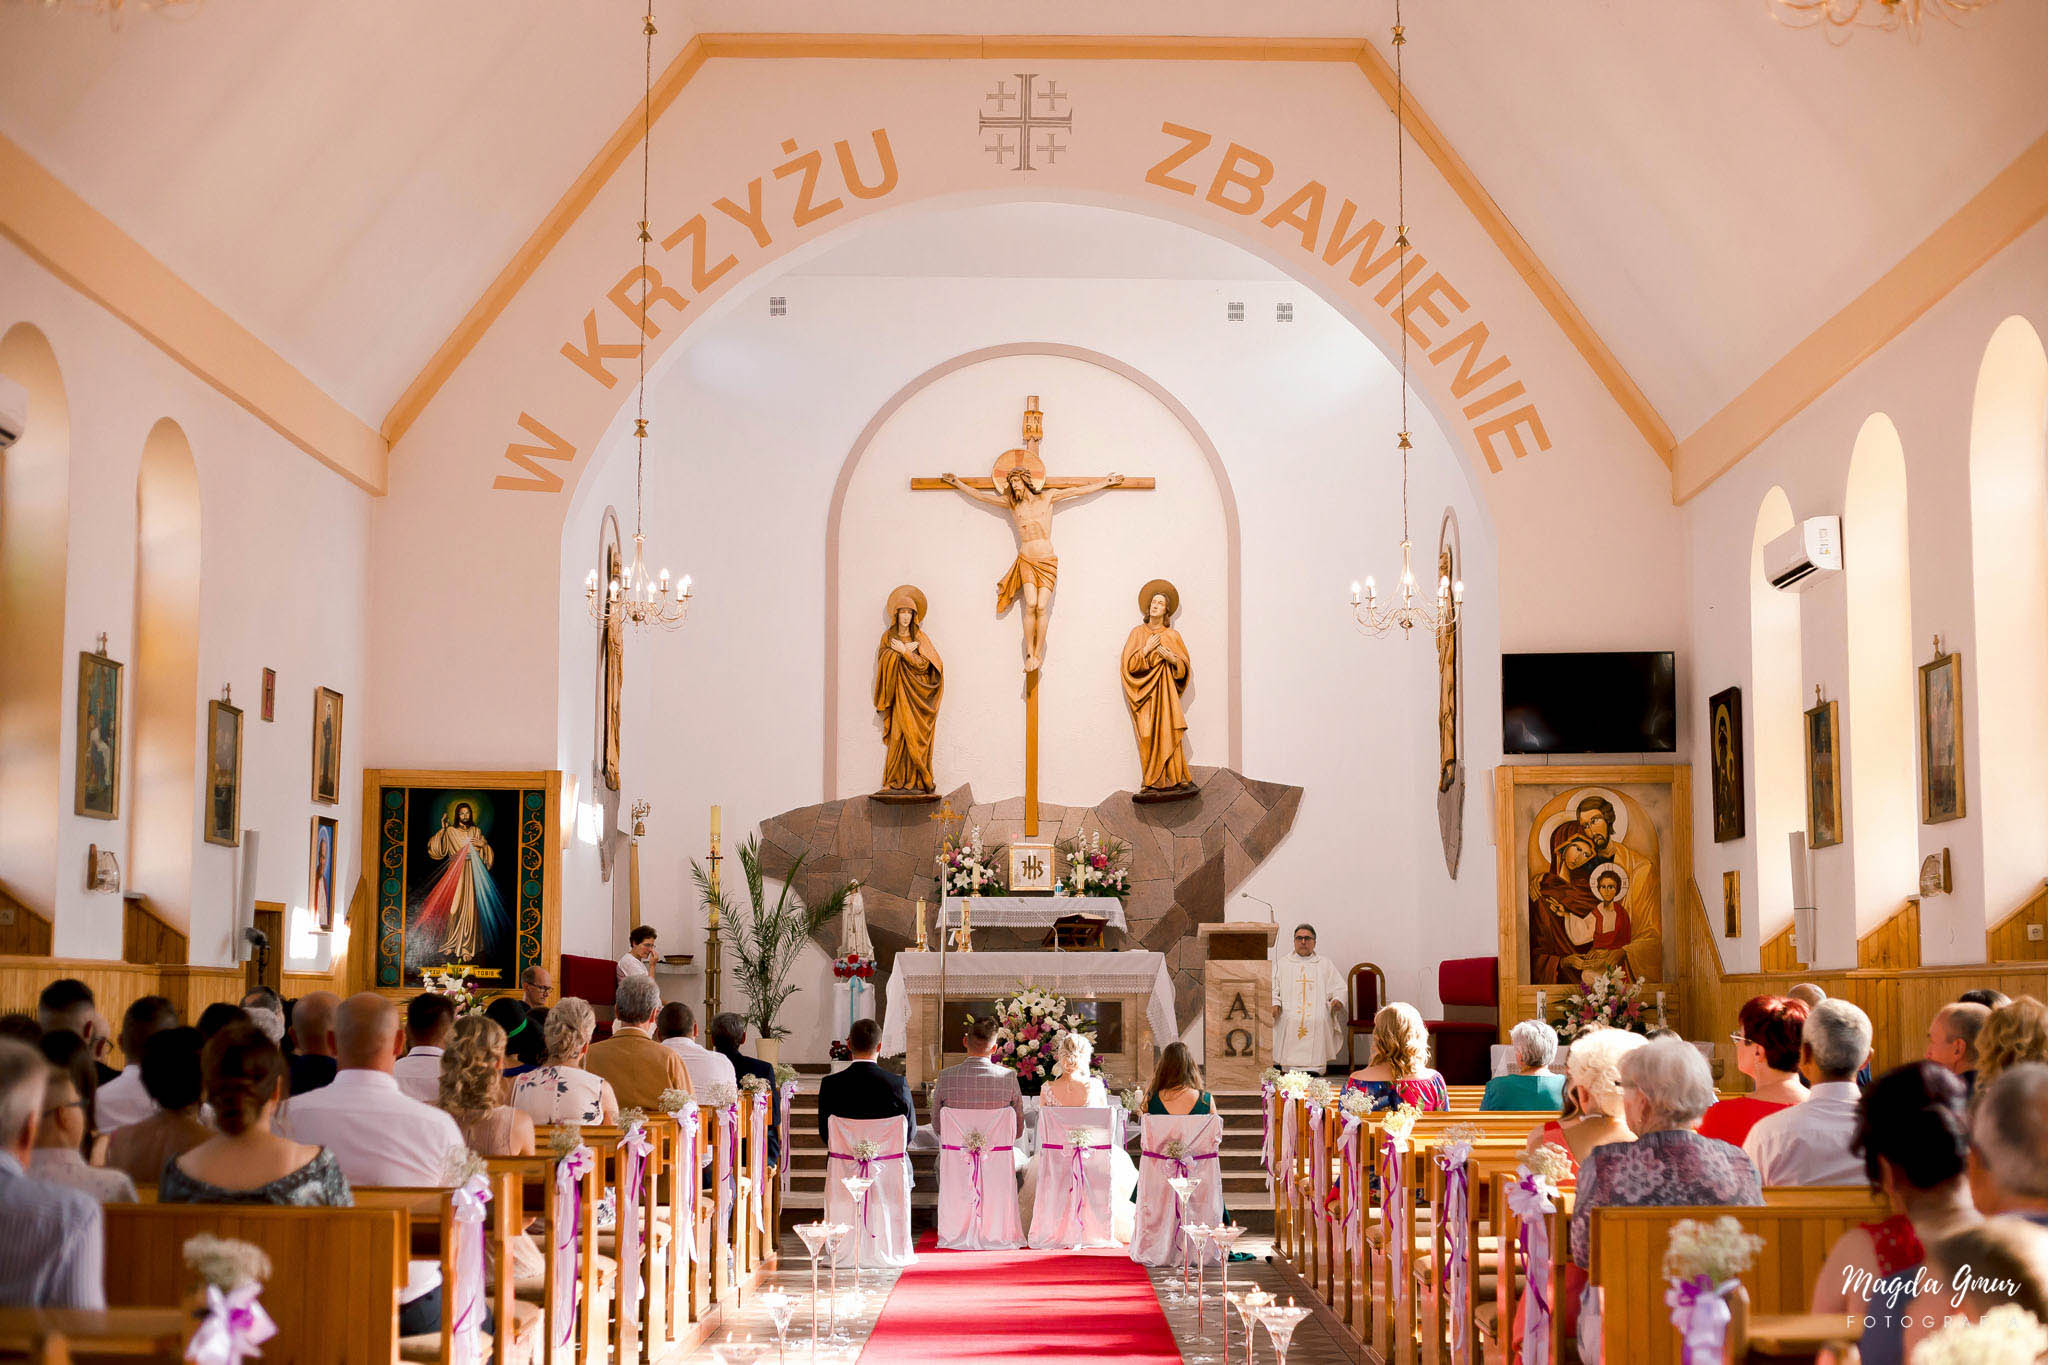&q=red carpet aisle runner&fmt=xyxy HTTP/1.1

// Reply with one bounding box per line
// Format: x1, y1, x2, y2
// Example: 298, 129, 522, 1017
858, 1233, 1182, 1363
